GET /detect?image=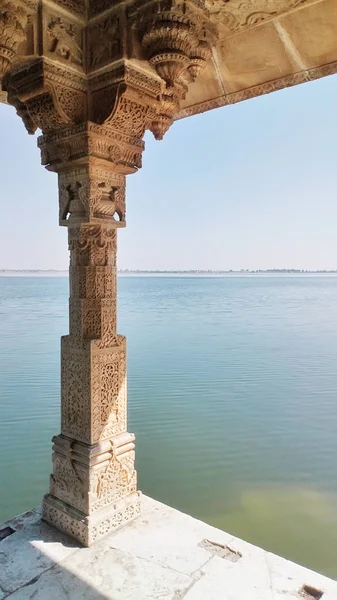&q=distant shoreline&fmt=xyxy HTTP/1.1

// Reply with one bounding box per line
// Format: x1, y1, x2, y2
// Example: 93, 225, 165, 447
1, 269, 337, 277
